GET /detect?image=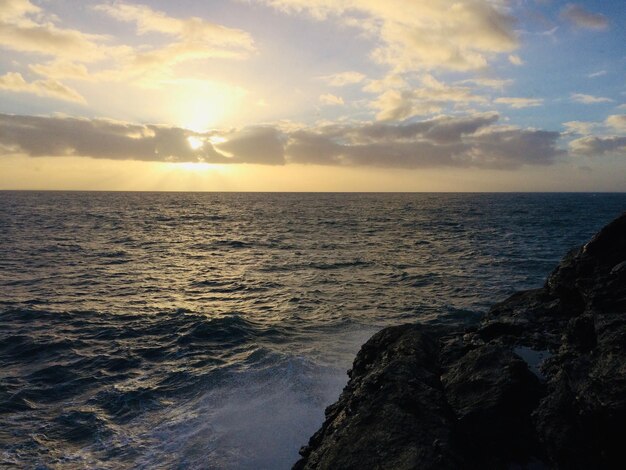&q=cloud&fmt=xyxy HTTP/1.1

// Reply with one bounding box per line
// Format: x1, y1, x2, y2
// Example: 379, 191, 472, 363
94, 2, 255, 60
371, 74, 486, 121
319, 93, 345, 106
362, 74, 408, 94
605, 115, 626, 133
458, 78, 513, 91
587, 70, 607, 78
262, 0, 518, 73
370, 89, 415, 121
0, 72, 85, 103
563, 115, 626, 137
214, 127, 285, 164
0, 114, 277, 164
0, 0, 112, 62
560, 4, 609, 31
286, 114, 562, 168
318, 71, 366, 87
570, 93, 613, 104
495, 97, 543, 108
28, 61, 93, 81
0, 0, 40, 20
0, 113, 564, 169
563, 120, 597, 135
570, 136, 626, 156
1, 1, 256, 93
82, 2, 256, 84
508, 54, 524, 66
